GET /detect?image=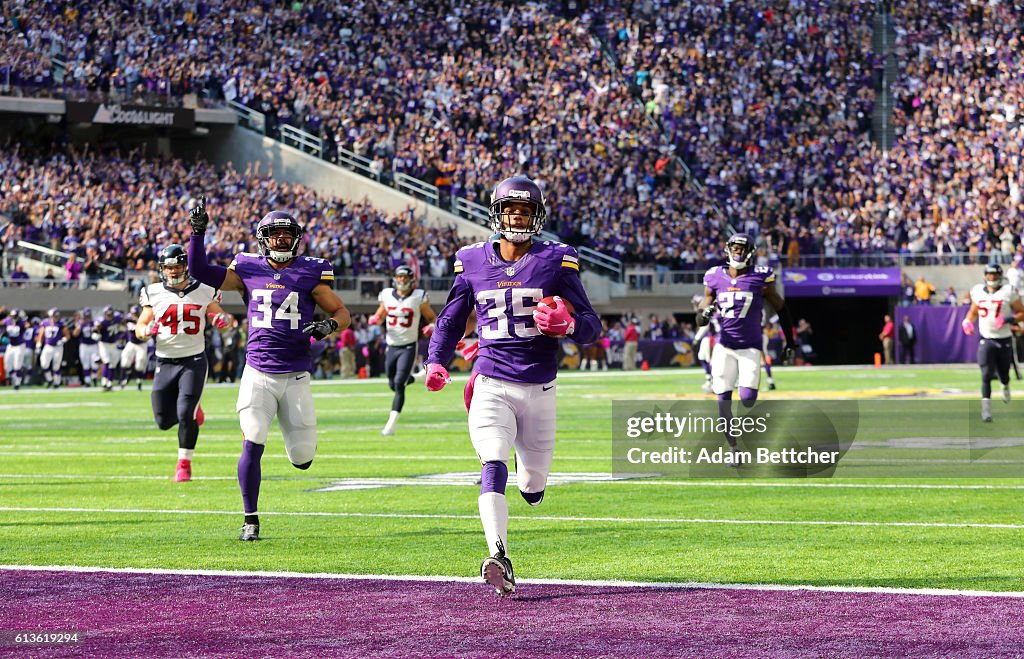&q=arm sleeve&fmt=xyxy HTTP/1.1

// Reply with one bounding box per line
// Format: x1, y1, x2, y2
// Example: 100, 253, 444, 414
425, 274, 474, 366
559, 266, 601, 344
187, 233, 229, 289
